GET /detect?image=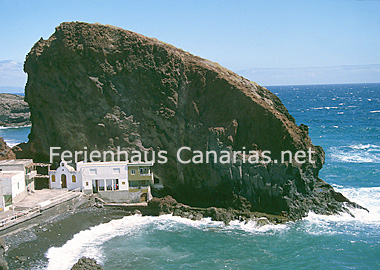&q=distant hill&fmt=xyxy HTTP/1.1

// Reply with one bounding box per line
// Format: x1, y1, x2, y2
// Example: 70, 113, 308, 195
0, 86, 25, 94
0, 93, 30, 126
